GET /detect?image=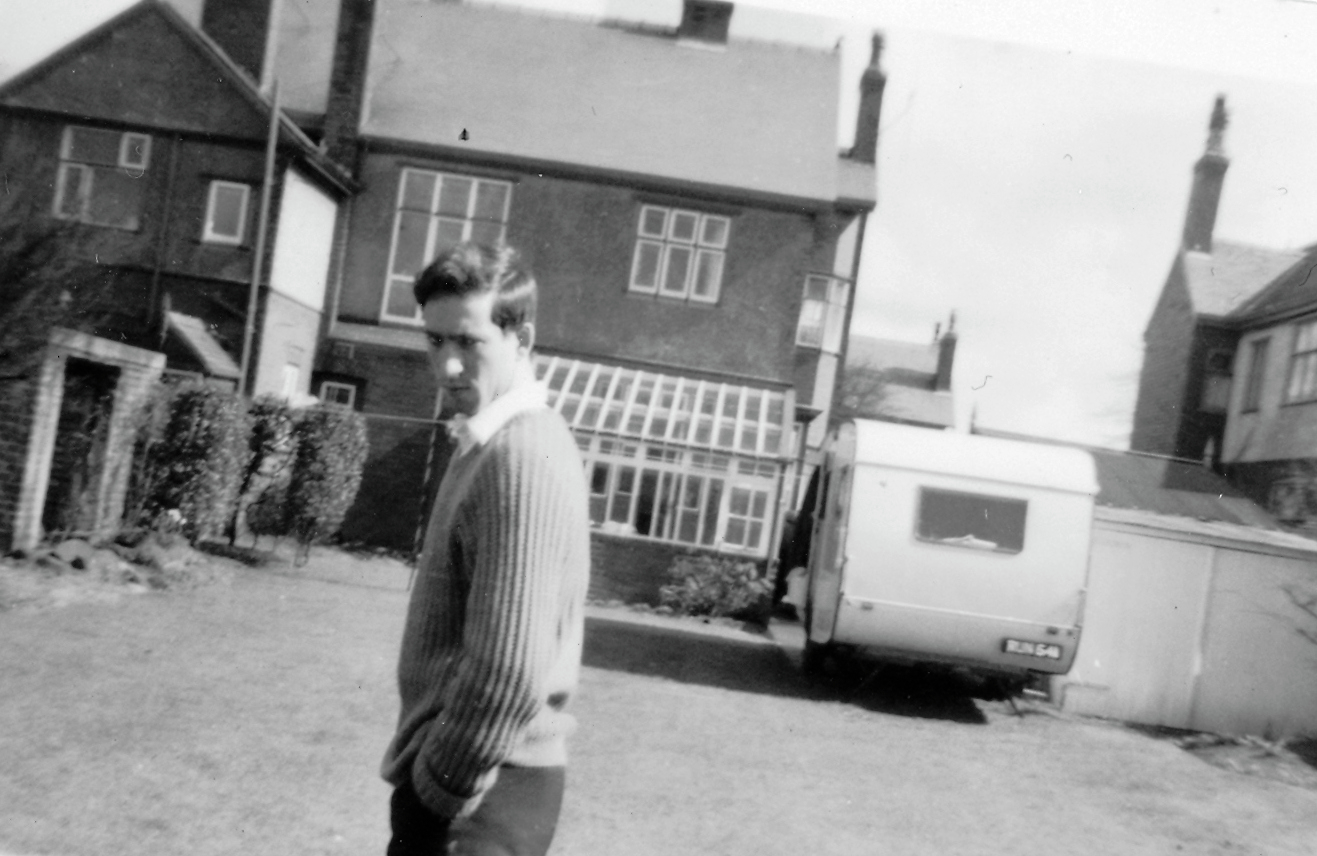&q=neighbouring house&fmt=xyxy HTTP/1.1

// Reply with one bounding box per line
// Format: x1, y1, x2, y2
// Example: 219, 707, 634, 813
1218, 244, 1317, 530
211, 0, 883, 598
840, 315, 957, 429
1129, 96, 1302, 468
0, 0, 352, 550
974, 426, 1317, 738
